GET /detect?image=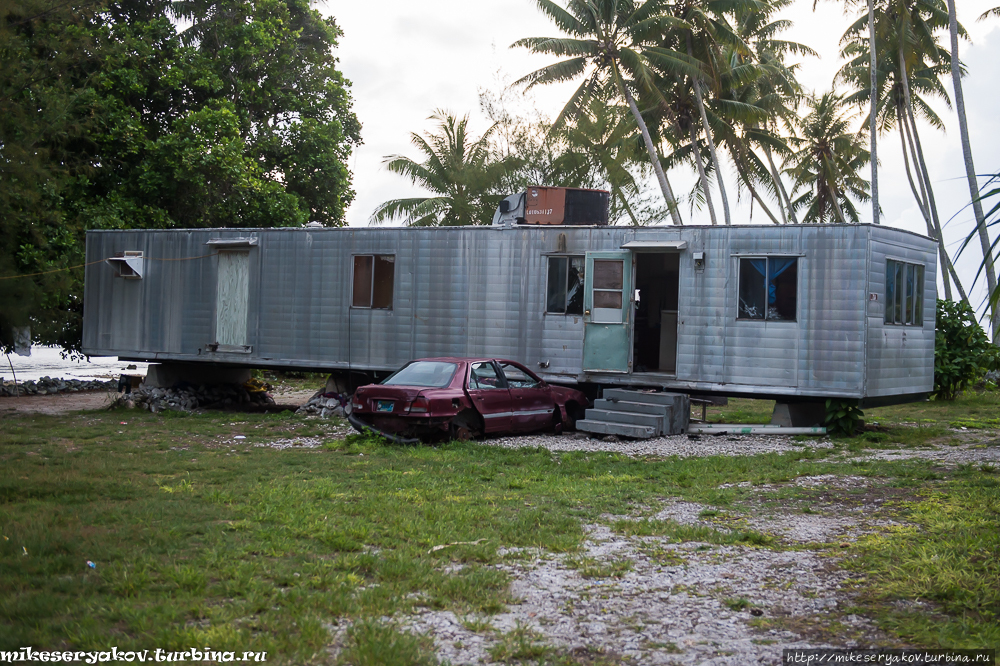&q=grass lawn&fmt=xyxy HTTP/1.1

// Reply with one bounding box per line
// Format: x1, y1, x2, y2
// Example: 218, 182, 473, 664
1, 394, 998, 662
